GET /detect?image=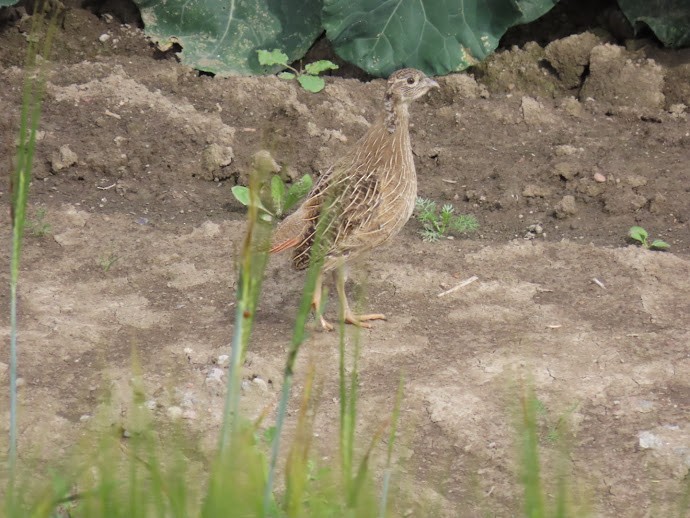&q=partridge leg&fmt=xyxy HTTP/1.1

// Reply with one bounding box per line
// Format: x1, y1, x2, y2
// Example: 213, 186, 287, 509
334, 268, 386, 328
311, 269, 334, 331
